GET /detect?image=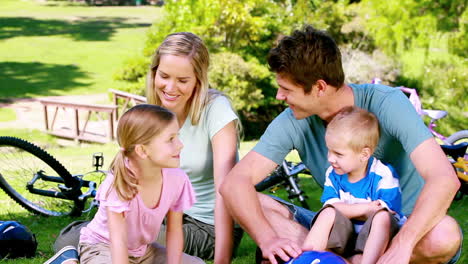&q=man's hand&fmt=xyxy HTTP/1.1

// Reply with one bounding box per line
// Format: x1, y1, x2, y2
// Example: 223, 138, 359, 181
376, 233, 412, 264
260, 237, 302, 264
